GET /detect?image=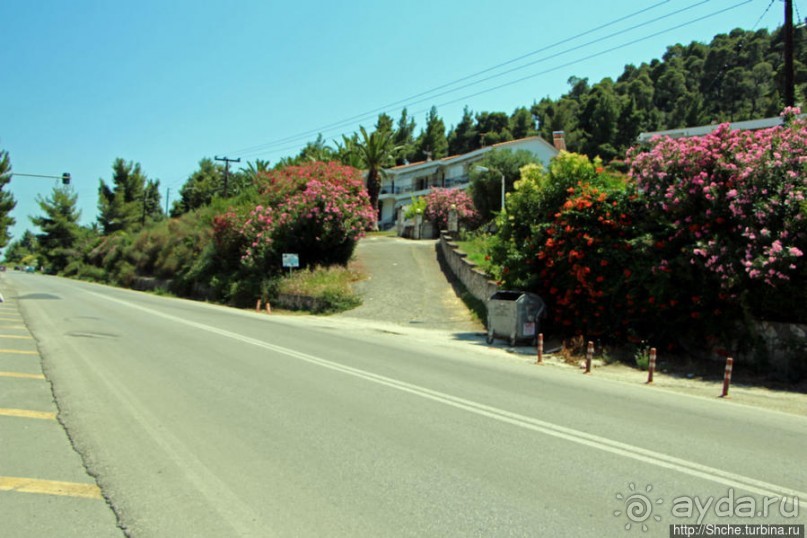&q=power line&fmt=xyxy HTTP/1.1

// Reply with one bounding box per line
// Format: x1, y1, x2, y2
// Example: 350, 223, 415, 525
226, 0, 679, 157
236, 0, 753, 161
353, 0, 714, 124
700, 0, 779, 97
752, 0, 777, 29
427, 0, 754, 112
